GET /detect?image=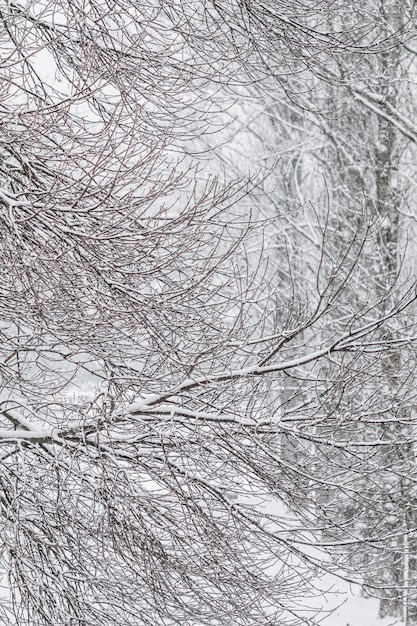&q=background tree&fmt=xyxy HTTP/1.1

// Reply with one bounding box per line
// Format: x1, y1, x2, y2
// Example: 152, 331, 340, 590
215, 0, 417, 622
